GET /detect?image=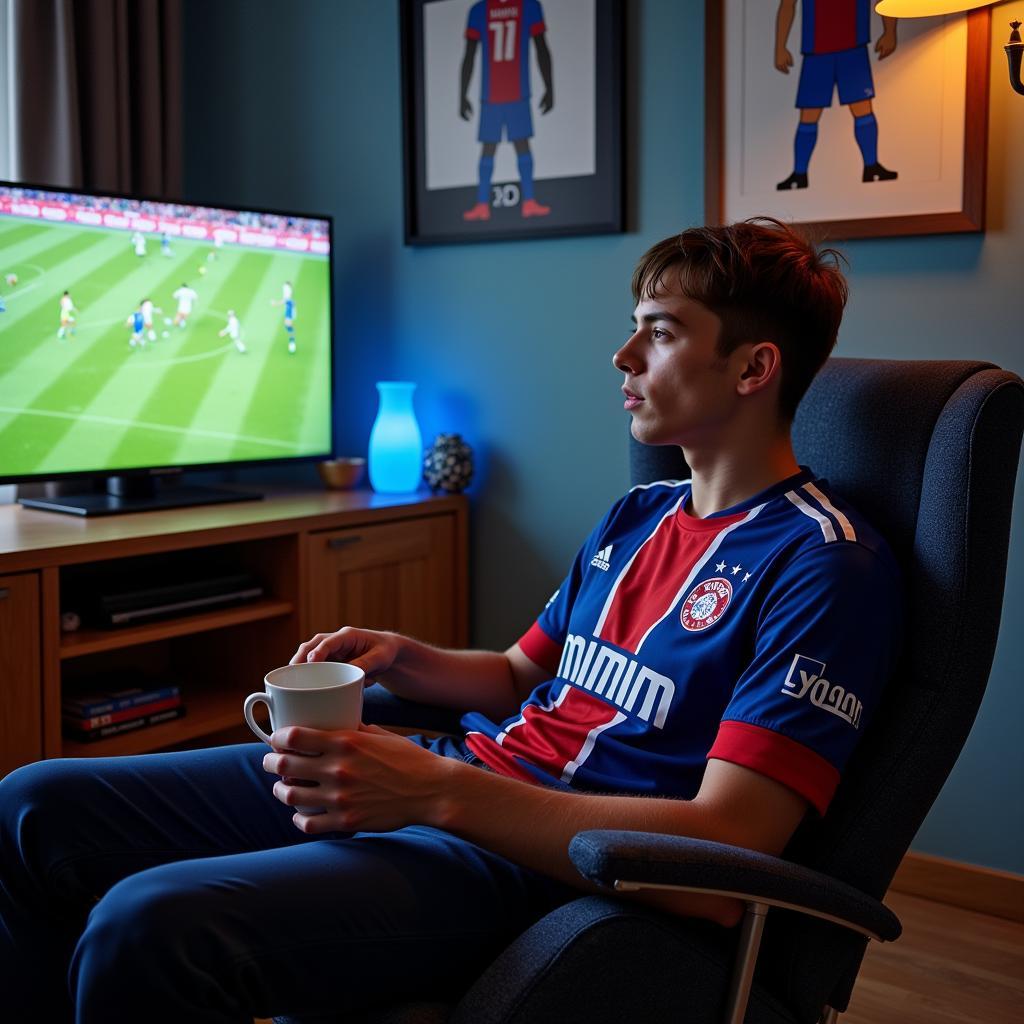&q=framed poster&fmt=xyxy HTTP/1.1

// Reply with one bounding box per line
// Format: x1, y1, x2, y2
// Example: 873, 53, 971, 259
705, 1, 990, 239
401, 0, 624, 245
